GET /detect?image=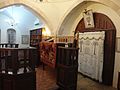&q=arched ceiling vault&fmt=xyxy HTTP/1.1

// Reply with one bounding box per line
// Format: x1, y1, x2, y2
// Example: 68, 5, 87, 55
0, 0, 54, 33
58, 0, 120, 35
